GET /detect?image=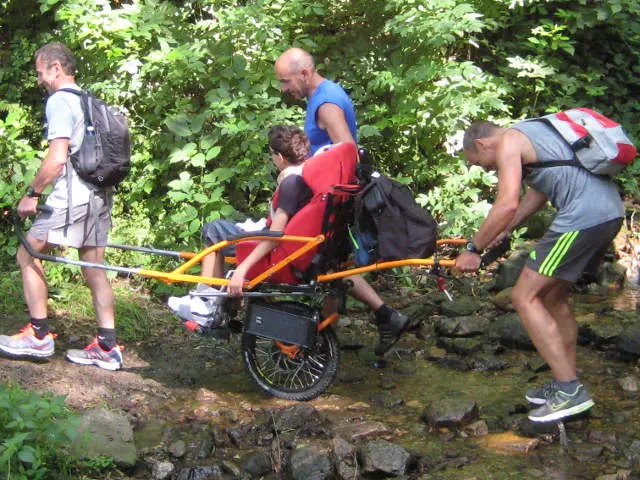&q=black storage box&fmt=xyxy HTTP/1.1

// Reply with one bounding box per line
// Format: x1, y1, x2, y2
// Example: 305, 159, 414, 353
245, 301, 318, 348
